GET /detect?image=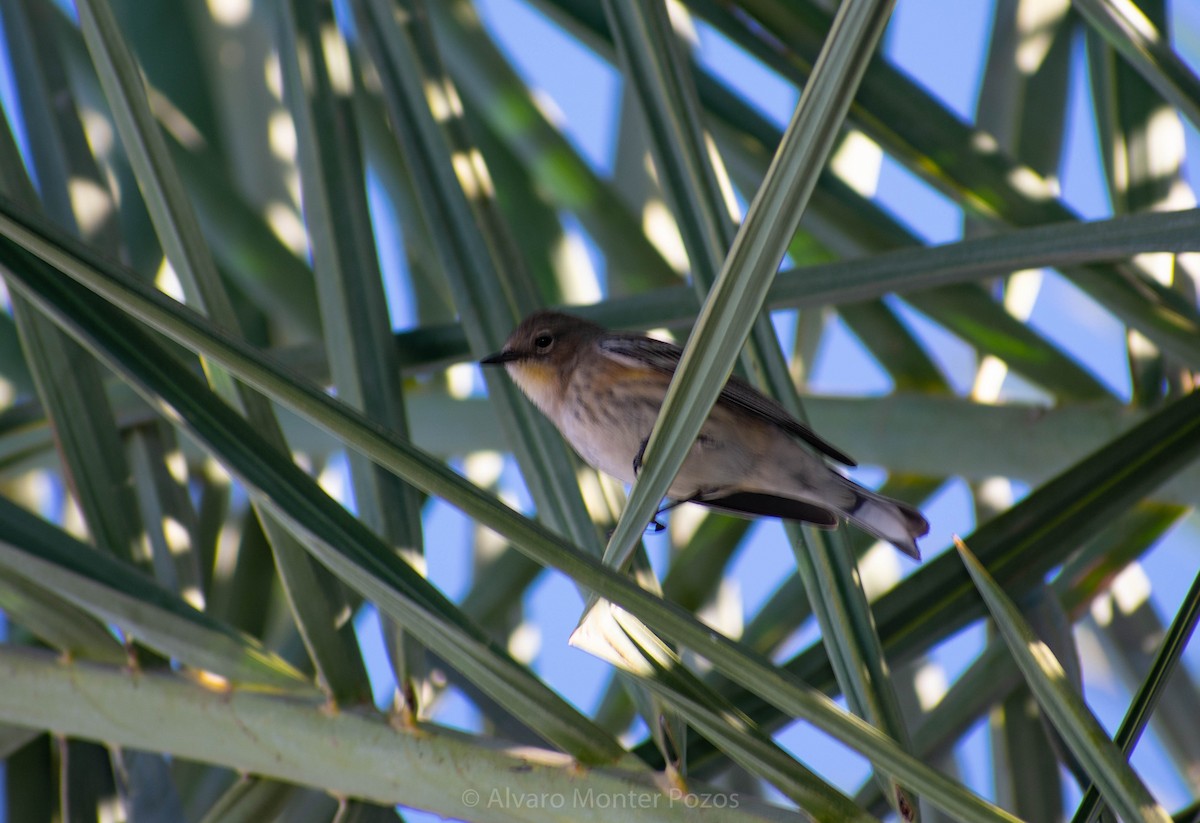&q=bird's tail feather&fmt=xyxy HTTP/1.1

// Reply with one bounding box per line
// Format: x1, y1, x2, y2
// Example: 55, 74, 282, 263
841, 486, 929, 560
